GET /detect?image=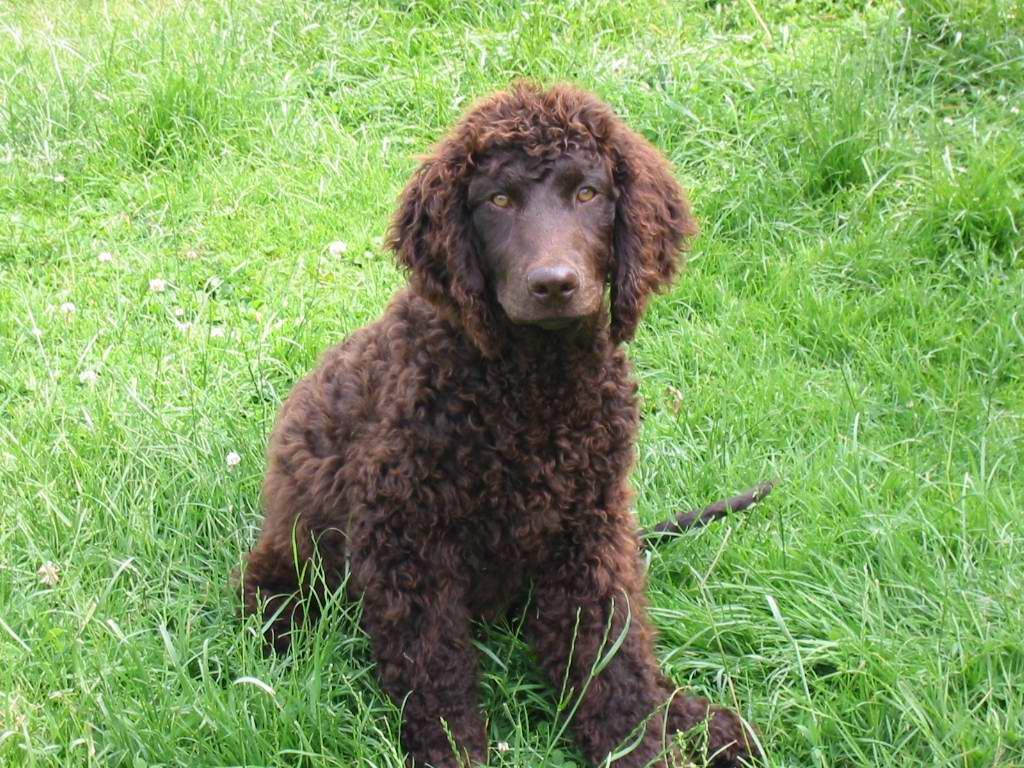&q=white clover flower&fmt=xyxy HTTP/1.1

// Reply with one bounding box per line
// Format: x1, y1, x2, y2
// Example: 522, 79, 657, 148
78, 369, 99, 385
173, 307, 185, 317
184, 249, 199, 260
226, 451, 241, 469
327, 240, 348, 256
53, 174, 66, 184
30, 326, 43, 339
60, 302, 76, 315
210, 325, 226, 338
496, 742, 510, 753
98, 251, 113, 263
174, 321, 192, 333
149, 278, 167, 293
37, 562, 60, 587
